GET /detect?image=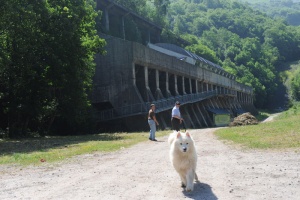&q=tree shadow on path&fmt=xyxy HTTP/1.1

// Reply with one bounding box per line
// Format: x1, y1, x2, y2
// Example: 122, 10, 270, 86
183, 181, 218, 200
